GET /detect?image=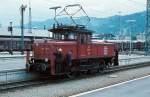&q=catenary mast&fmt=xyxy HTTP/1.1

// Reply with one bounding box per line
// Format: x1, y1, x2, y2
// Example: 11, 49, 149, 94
28, 0, 32, 33
146, 0, 150, 55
